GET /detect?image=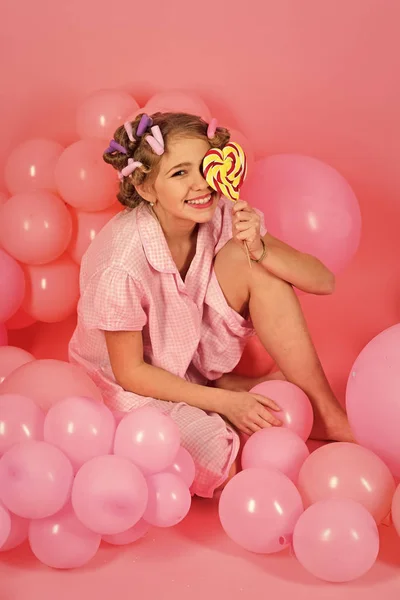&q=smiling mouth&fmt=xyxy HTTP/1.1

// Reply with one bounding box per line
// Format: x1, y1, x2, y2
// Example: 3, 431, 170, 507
185, 192, 216, 206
